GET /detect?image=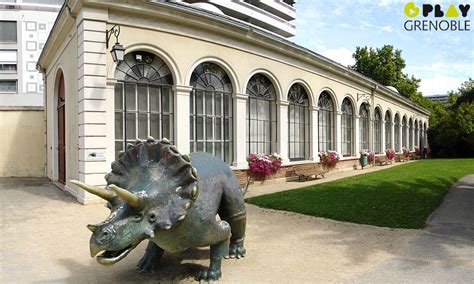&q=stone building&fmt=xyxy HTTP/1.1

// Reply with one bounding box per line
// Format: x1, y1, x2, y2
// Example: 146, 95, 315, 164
37, 0, 429, 203
0, 0, 61, 177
